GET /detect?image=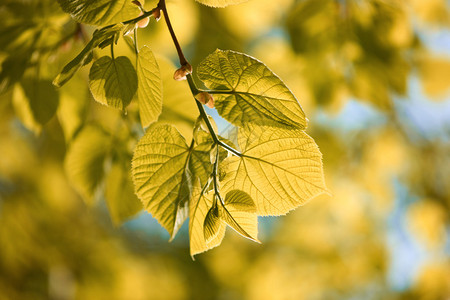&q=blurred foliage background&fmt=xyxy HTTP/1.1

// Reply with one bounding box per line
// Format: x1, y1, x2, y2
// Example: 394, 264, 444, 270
1, 0, 450, 299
